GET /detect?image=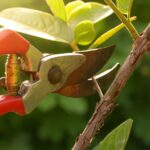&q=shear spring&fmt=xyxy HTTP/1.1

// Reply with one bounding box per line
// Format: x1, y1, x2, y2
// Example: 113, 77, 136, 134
5, 54, 22, 95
